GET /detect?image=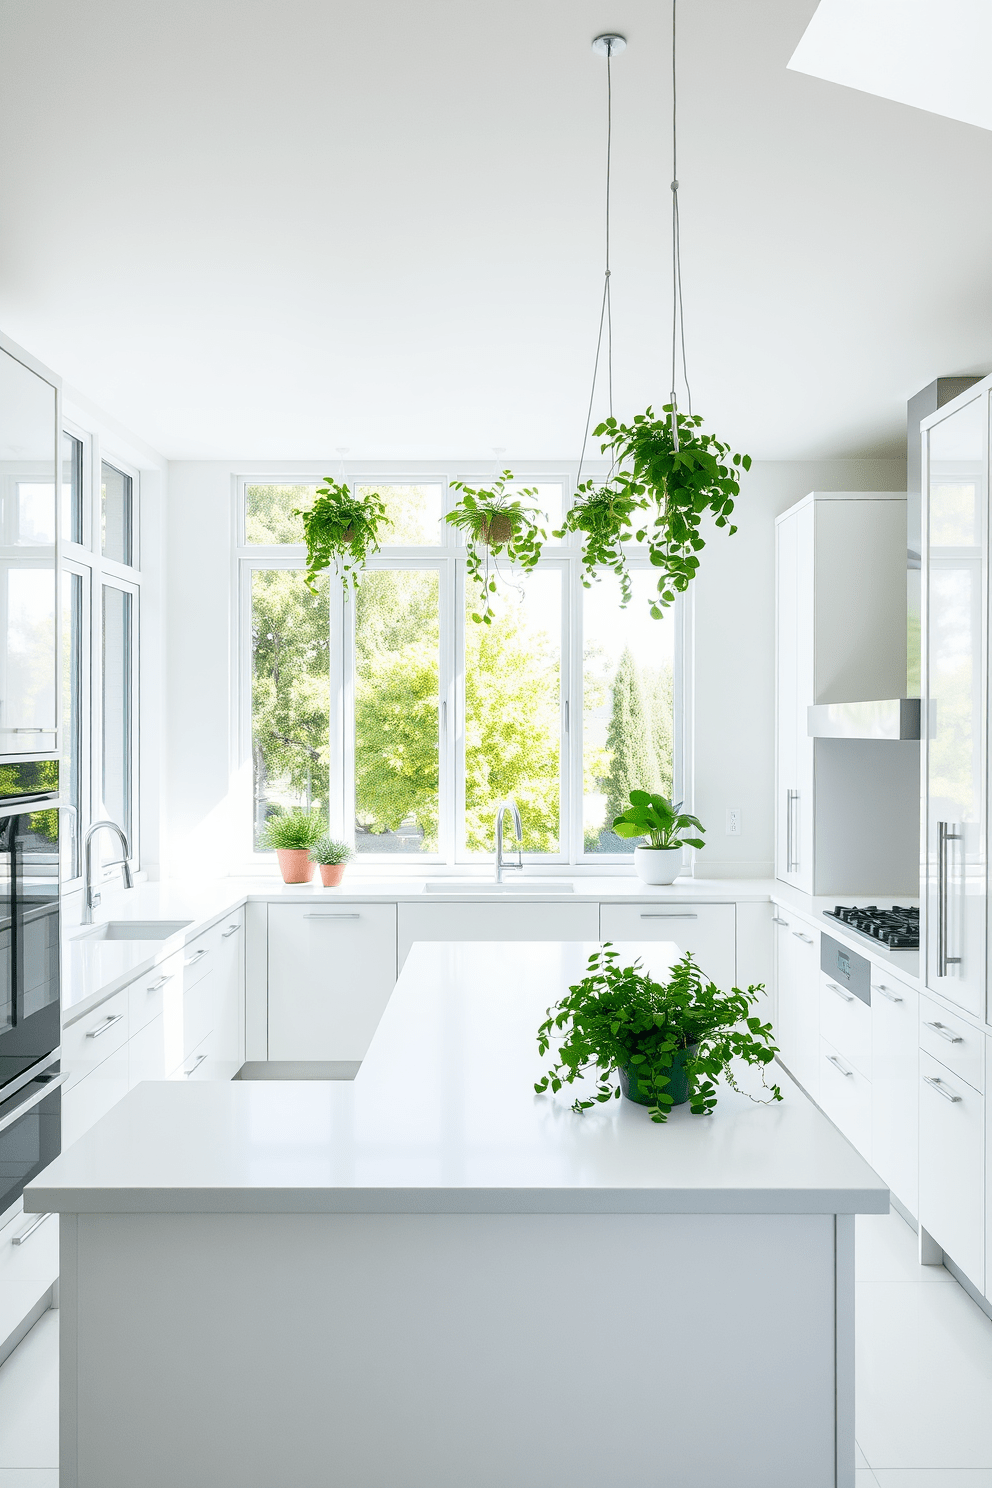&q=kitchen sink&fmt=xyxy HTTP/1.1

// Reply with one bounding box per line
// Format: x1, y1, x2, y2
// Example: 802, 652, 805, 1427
72, 919, 193, 942
424, 880, 574, 893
